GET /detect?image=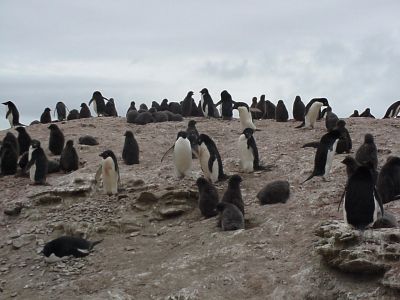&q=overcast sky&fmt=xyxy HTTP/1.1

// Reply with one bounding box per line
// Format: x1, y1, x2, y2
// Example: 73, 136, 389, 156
1, 0, 400, 129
